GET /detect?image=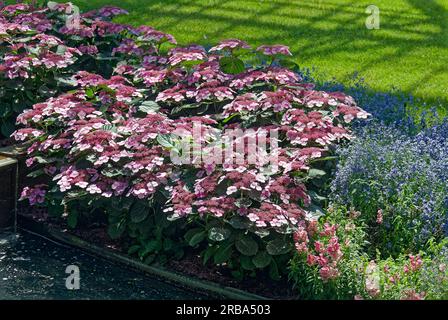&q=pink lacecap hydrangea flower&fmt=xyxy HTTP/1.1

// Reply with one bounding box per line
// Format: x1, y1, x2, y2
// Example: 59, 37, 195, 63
257, 44, 292, 56
209, 39, 250, 52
